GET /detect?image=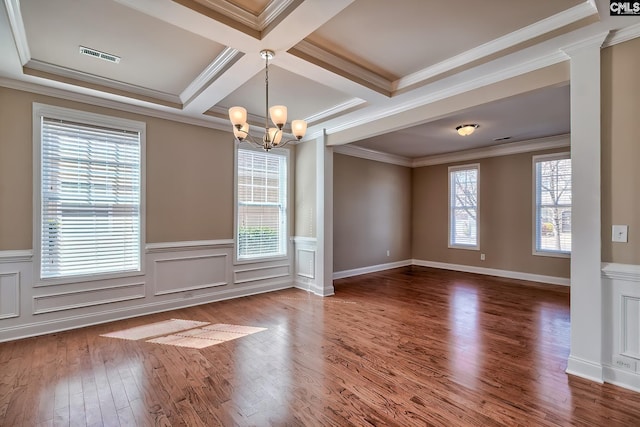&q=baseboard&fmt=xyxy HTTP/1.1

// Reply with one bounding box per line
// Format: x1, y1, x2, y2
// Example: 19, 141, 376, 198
566, 355, 604, 383
603, 365, 640, 393
411, 259, 570, 286
0, 279, 293, 343
333, 260, 412, 280
294, 279, 335, 297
